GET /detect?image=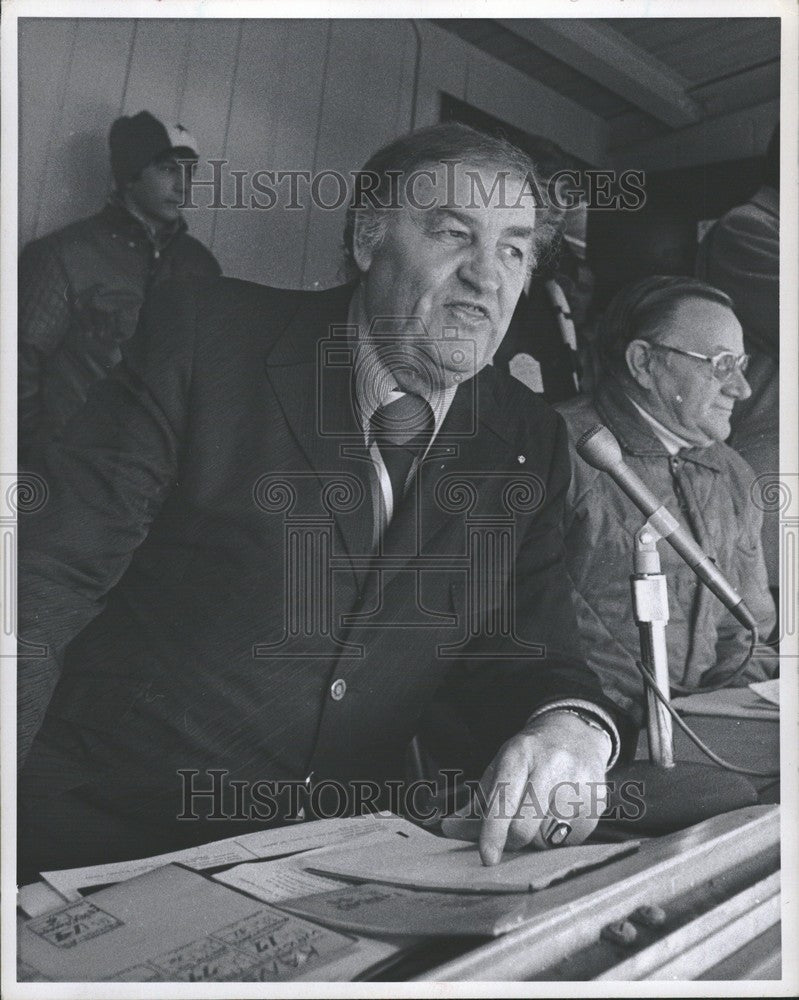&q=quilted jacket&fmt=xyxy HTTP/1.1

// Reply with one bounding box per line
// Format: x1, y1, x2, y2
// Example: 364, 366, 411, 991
556, 378, 776, 725
18, 200, 220, 459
